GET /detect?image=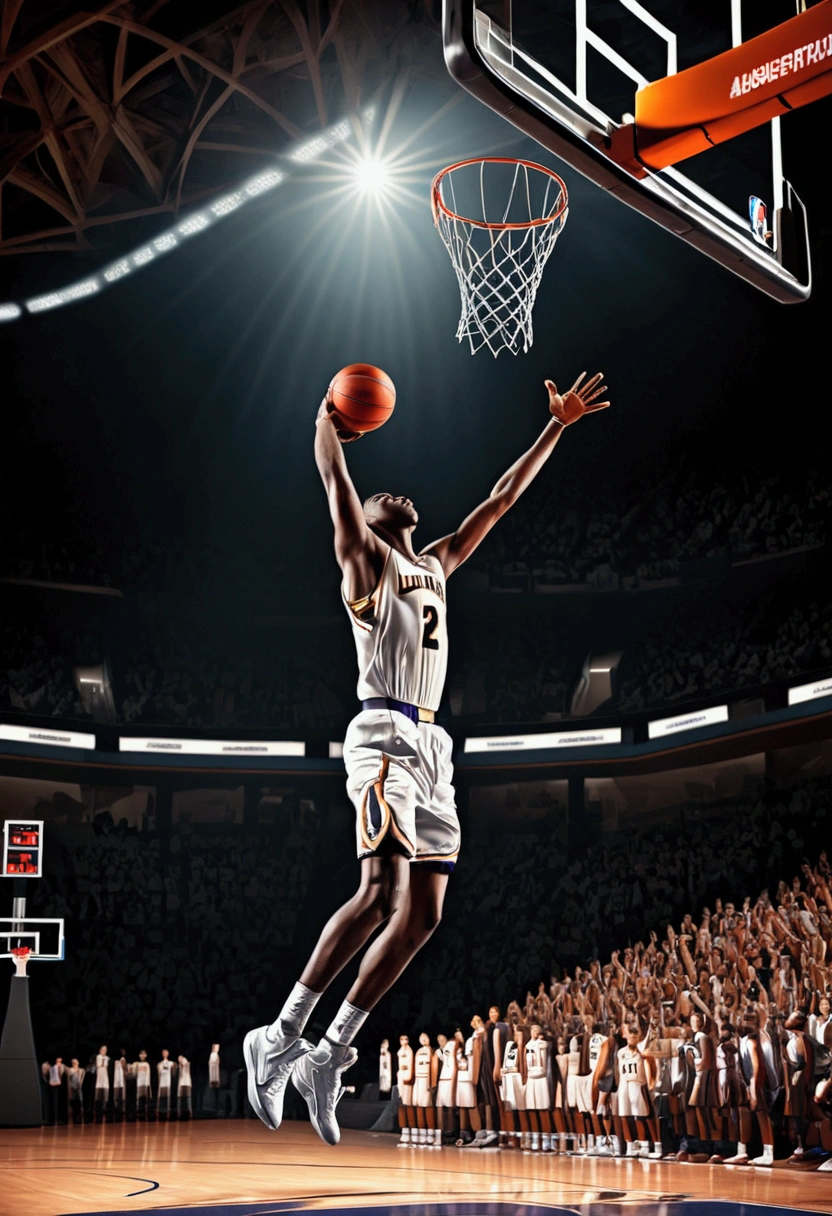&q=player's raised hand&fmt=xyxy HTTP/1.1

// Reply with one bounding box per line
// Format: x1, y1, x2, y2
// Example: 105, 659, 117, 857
316, 394, 363, 443
546, 371, 609, 426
